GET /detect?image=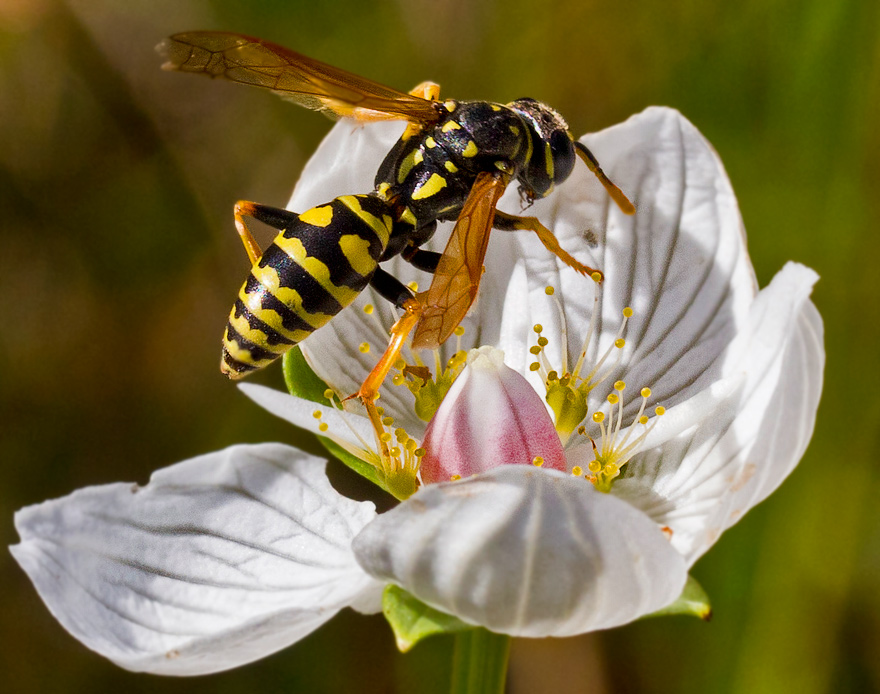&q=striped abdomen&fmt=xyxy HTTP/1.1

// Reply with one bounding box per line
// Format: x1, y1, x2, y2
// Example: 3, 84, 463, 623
222, 194, 393, 378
